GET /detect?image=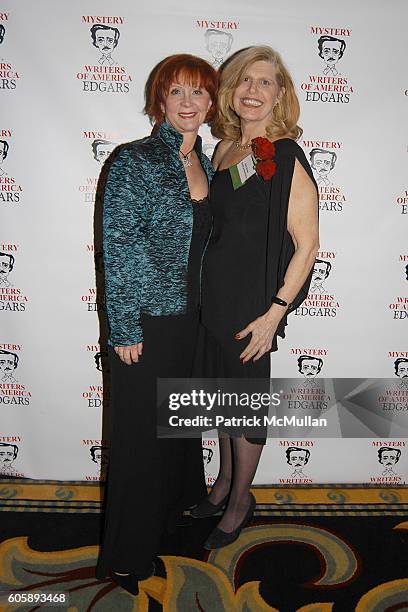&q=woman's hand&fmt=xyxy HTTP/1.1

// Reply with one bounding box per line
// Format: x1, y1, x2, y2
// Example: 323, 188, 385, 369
236, 312, 281, 363
114, 343, 143, 365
